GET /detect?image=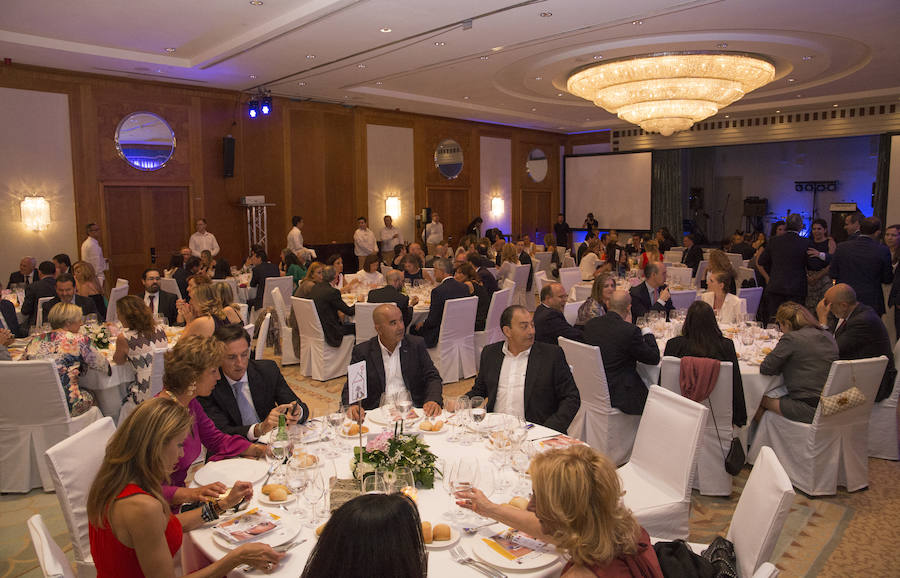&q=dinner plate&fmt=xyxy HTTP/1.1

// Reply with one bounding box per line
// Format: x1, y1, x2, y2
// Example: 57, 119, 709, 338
424, 527, 460, 550
472, 536, 559, 571
367, 406, 422, 426
258, 492, 296, 506
193, 458, 269, 488
212, 509, 302, 550
339, 424, 373, 438
416, 420, 448, 435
